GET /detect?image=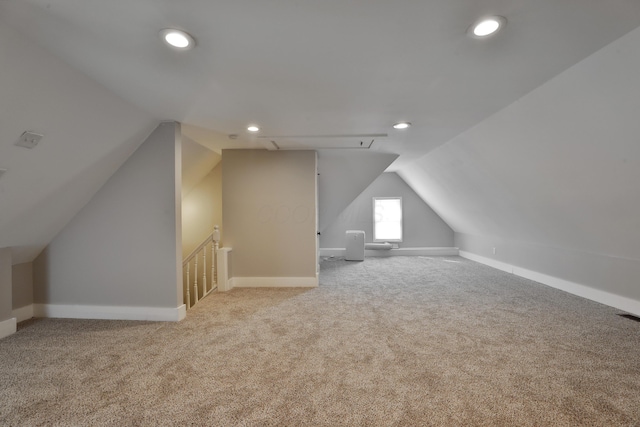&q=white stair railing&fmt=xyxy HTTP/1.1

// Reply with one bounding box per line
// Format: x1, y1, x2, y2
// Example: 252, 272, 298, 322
183, 225, 220, 310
